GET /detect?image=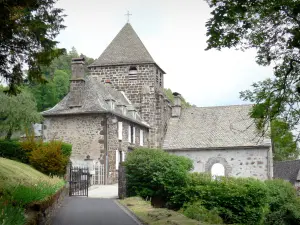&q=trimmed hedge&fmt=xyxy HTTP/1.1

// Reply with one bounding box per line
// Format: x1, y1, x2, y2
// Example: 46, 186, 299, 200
124, 148, 193, 206
171, 173, 269, 225
0, 140, 28, 163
